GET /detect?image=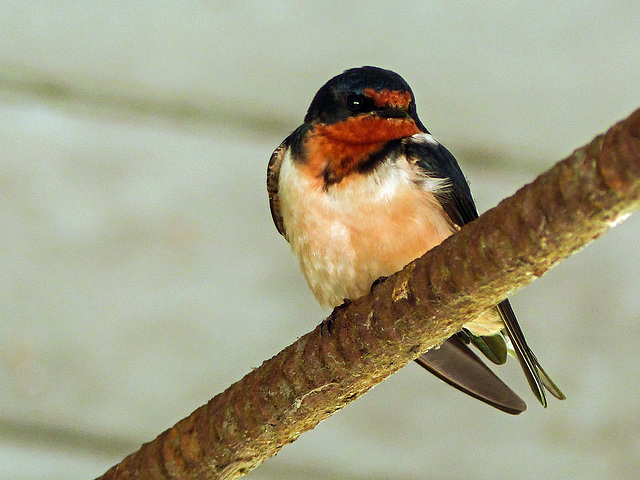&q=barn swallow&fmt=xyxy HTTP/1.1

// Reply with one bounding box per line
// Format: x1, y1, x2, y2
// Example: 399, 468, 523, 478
267, 66, 565, 414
